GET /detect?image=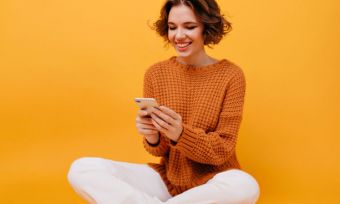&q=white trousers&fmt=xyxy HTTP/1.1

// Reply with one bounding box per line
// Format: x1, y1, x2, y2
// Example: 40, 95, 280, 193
67, 157, 260, 204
